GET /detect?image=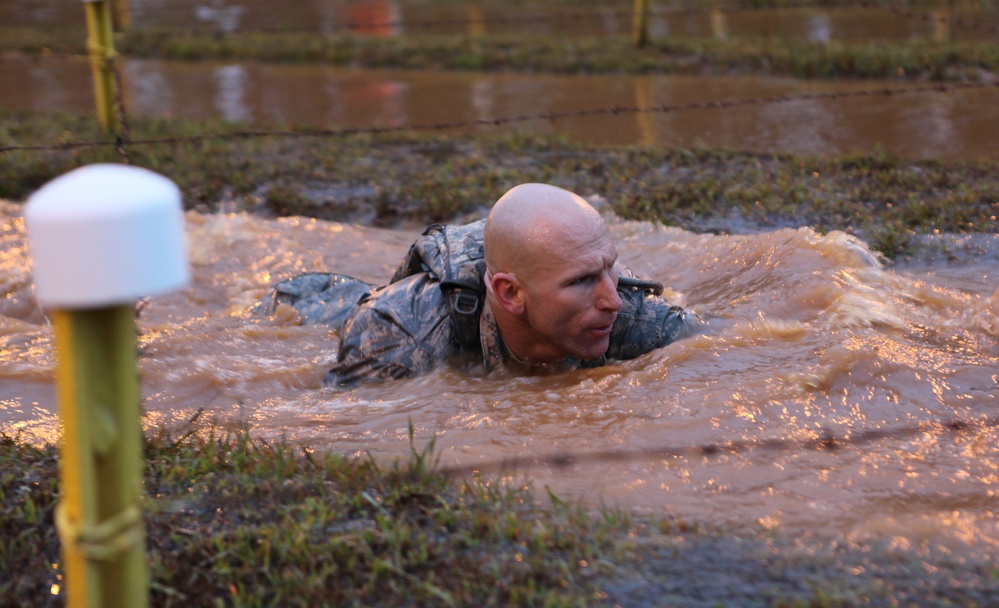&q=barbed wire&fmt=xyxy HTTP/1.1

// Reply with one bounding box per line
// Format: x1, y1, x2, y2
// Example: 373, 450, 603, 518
2, 80, 996, 155
438, 414, 999, 477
